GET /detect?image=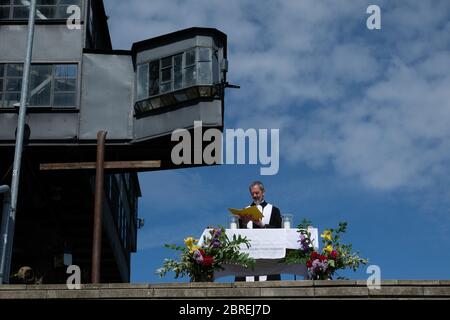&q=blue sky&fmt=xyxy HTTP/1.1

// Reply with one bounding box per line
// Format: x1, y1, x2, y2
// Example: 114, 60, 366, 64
103, 0, 450, 282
